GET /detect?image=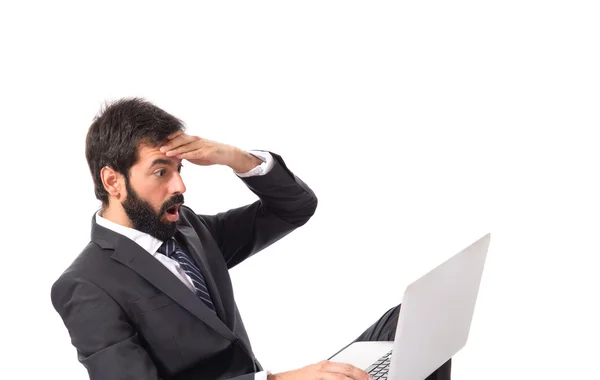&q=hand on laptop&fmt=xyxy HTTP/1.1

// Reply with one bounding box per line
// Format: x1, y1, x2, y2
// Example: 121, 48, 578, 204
267, 360, 372, 380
